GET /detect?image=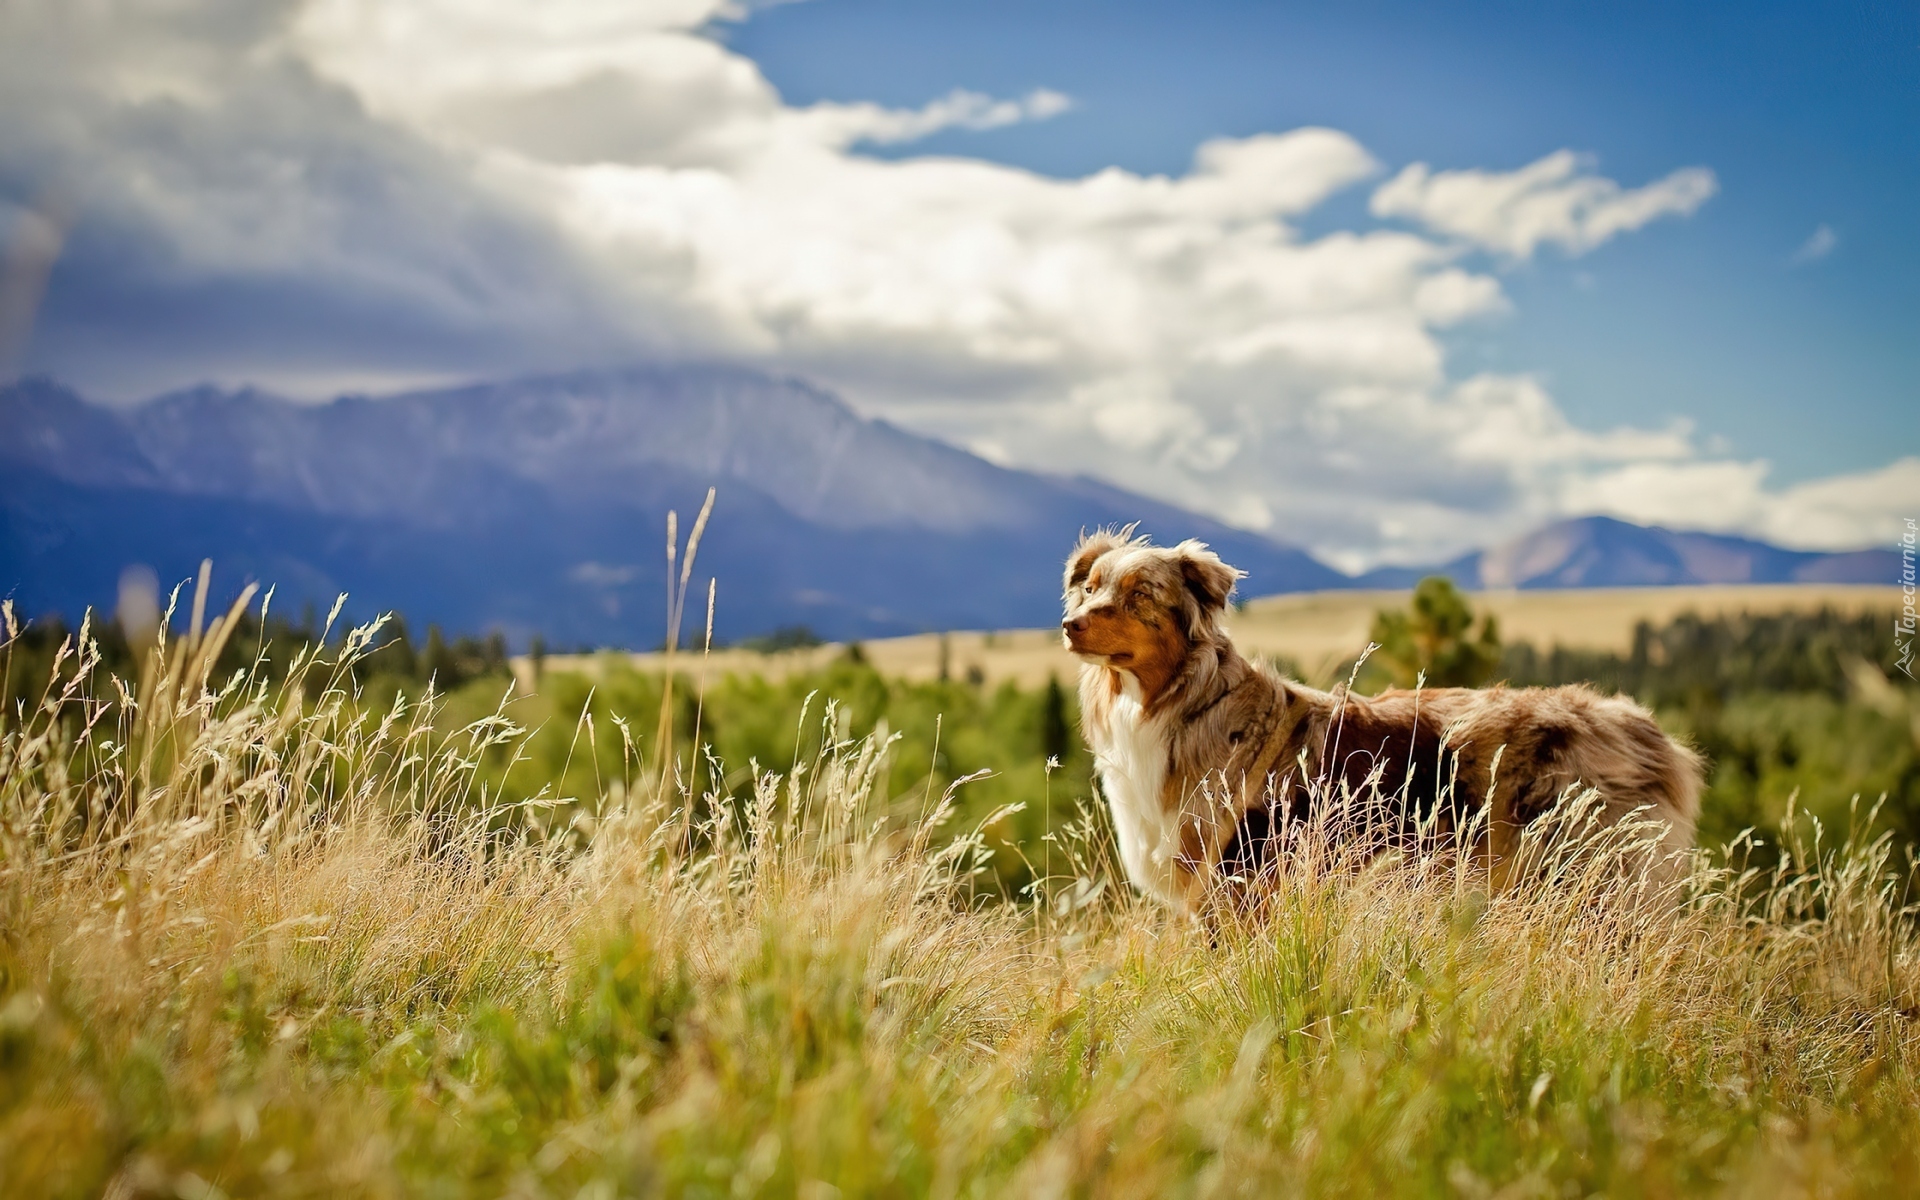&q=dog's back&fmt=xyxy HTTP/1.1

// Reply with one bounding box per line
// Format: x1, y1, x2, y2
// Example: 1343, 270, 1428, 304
1310, 682, 1701, 868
